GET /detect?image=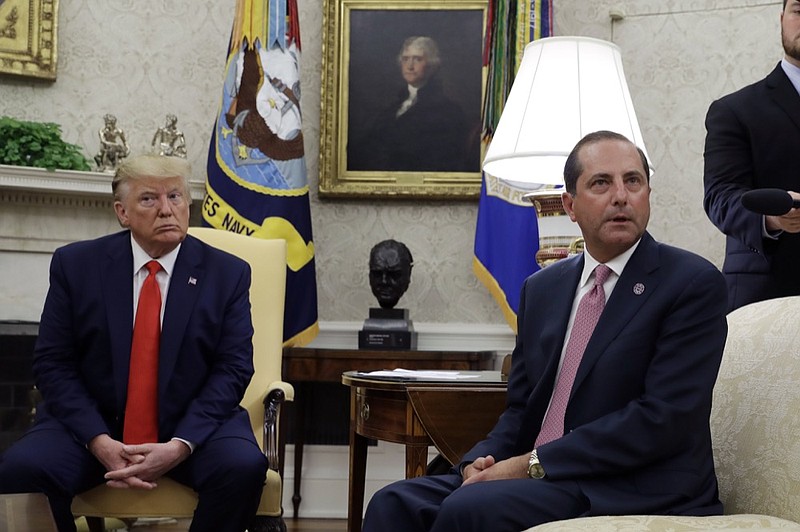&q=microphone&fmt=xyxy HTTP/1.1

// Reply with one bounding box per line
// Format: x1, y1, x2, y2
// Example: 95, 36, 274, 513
741, 189, 800, 215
